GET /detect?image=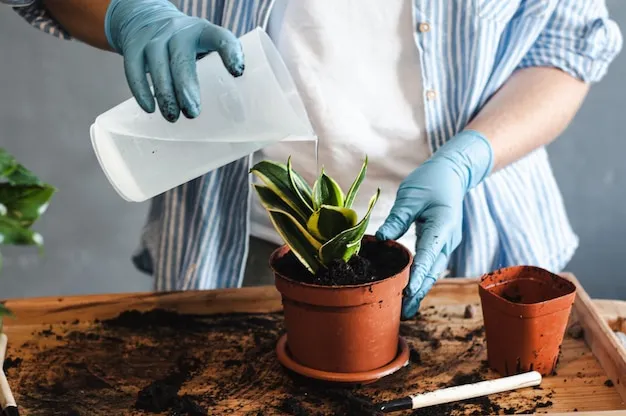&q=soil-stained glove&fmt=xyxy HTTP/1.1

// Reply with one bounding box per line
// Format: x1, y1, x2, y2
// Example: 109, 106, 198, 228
105, 0, 244, 122
376, 130, 494, 319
